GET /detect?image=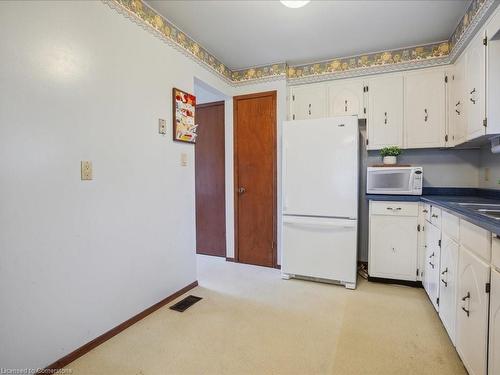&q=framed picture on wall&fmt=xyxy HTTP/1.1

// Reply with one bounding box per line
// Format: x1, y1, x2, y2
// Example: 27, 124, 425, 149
172, 87, 197, 143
